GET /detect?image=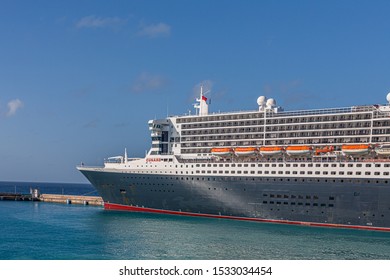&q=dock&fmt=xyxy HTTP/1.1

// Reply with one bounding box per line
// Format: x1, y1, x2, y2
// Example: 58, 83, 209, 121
39, 194, 103, 206
0, 188, 104, 206
0, 193, 39, 201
